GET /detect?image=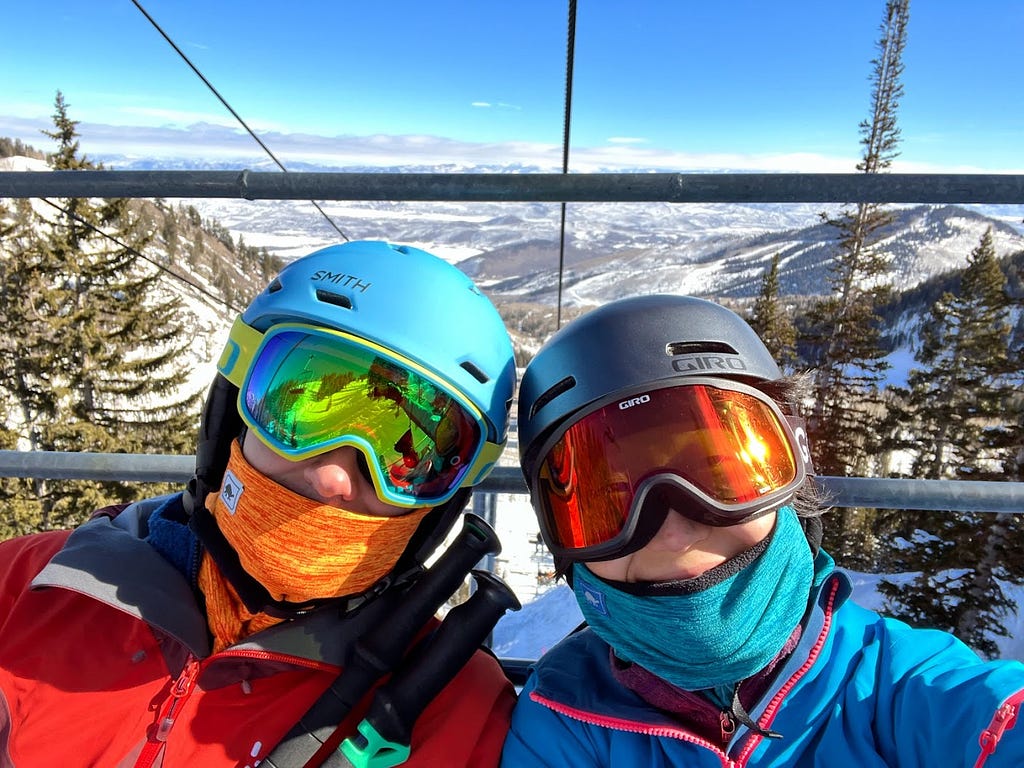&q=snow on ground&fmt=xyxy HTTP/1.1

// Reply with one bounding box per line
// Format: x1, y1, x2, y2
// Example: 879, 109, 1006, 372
492, 582, 582, 660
